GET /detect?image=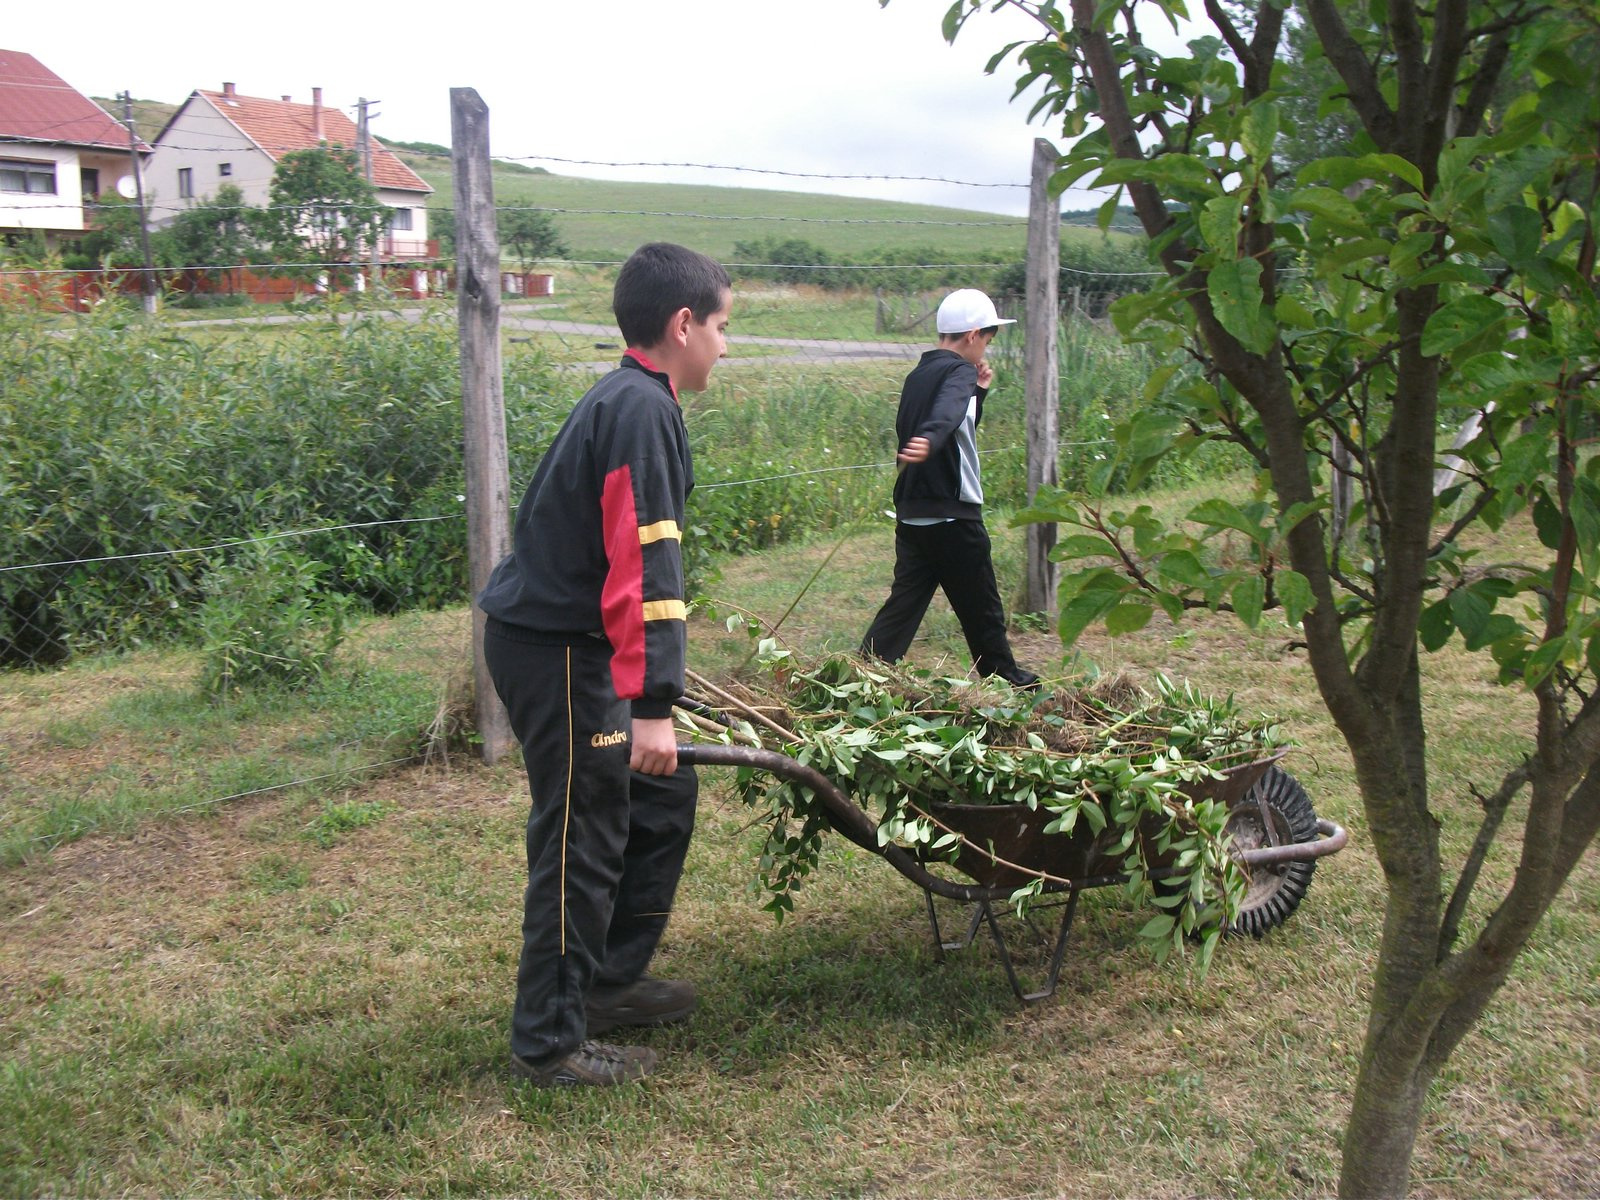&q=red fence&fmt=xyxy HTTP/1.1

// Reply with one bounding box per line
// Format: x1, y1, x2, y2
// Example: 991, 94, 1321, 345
0, 264, 555, 311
